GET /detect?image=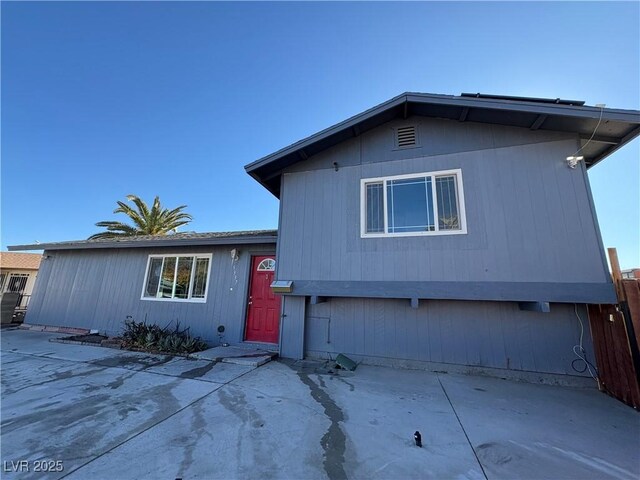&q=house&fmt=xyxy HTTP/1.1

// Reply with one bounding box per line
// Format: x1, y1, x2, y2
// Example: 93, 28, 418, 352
9, 92, 640, 380
9, 231, 279, 344
0, 252, 42, 320
244, 92, 640, 377
621, 268, 640, 280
